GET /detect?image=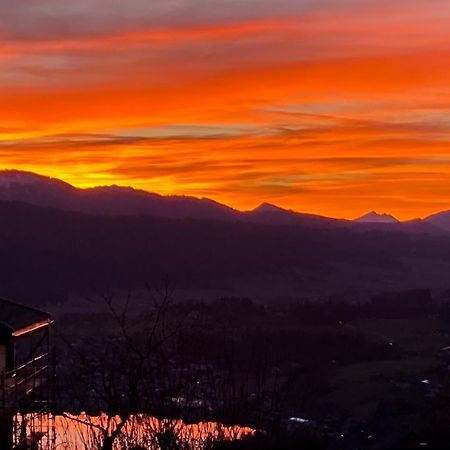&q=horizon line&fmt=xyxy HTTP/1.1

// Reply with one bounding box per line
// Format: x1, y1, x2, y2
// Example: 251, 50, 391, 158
0, 168, 446, 223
